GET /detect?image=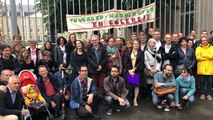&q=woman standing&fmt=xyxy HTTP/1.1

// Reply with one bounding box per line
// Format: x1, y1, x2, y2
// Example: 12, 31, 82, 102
54, 36, 68, 67
70, 40, 88, 82
176, 37, 195, 76
28, 40, 43, 65
124, 40, 145, 106
106, 38, 122, 76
